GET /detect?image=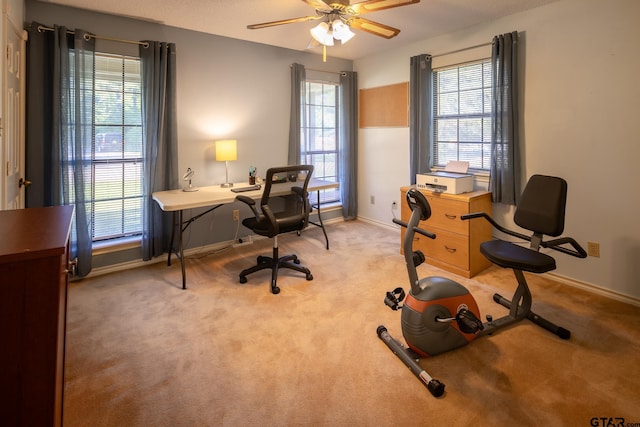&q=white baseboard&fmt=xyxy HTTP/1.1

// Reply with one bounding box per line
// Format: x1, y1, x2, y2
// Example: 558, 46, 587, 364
84, 239, 238, 280
88, 217, 638, 308
85, 215, 345, 280
546, 272, 640, 307
357, 215, 398, 231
